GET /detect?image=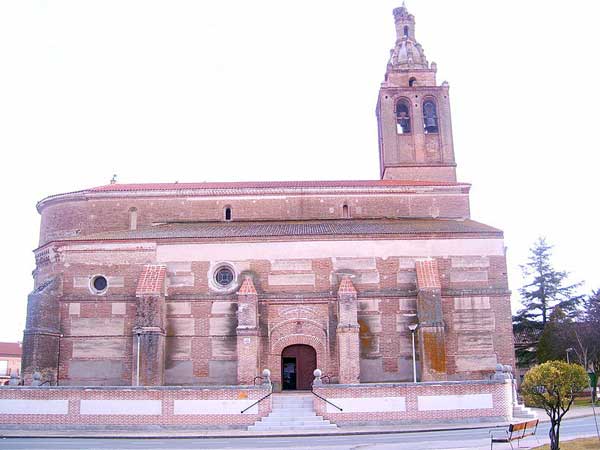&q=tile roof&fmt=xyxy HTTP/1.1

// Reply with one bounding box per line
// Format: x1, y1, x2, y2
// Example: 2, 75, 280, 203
338, 276, 357, 295
136, 265, 167, 297
416, 259, 441, 289
65, 219, 502, 243
238, 276, 257, 295
90, 180, 462, 192
0, 342, 22, 357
